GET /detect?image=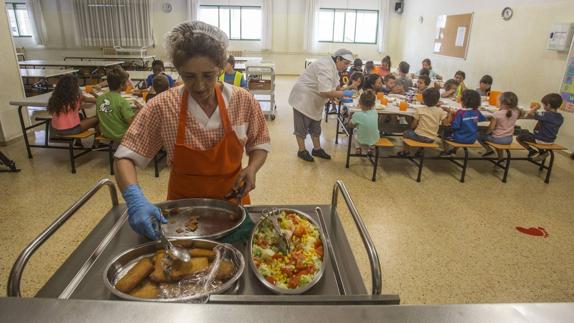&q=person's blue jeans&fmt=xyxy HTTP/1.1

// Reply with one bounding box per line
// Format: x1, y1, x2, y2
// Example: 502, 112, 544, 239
404, 129, 434, 143
478, 134, 512, 151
